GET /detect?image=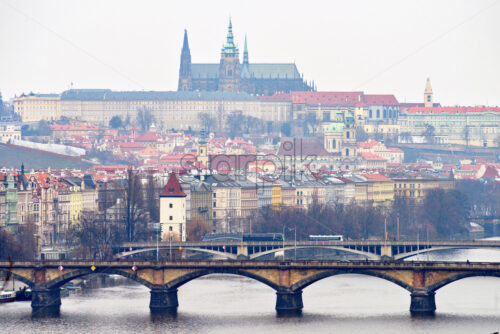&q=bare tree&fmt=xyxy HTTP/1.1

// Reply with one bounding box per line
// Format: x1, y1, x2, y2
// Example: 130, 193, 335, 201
122, 169, 150, 242
198, 112, 216, 133
145, 173, 159, 223
70, 211, 117, 259
226, 110, 244, 138
136, 107, 154, 132
187, 217, 210, 241
423, 124, 435, 144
